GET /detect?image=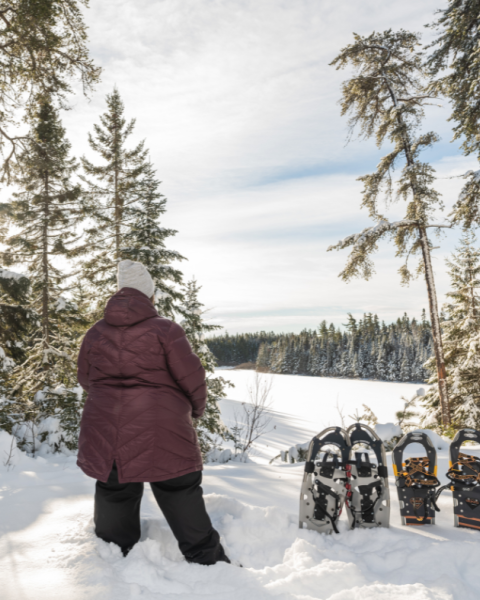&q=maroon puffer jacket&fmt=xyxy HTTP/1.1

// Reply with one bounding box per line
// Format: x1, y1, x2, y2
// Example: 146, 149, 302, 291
76, 287, 206, 483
